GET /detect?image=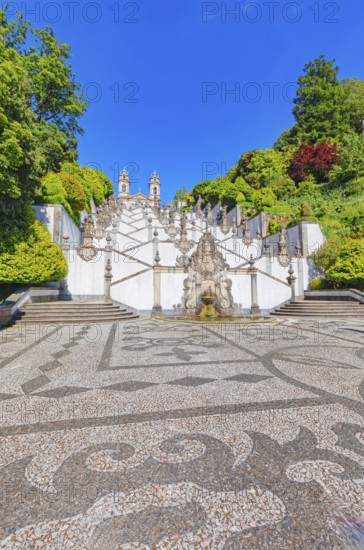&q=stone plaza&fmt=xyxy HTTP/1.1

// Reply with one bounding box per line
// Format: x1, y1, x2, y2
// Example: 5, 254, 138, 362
0, 171, 364, 548
0, 316, 364, 547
